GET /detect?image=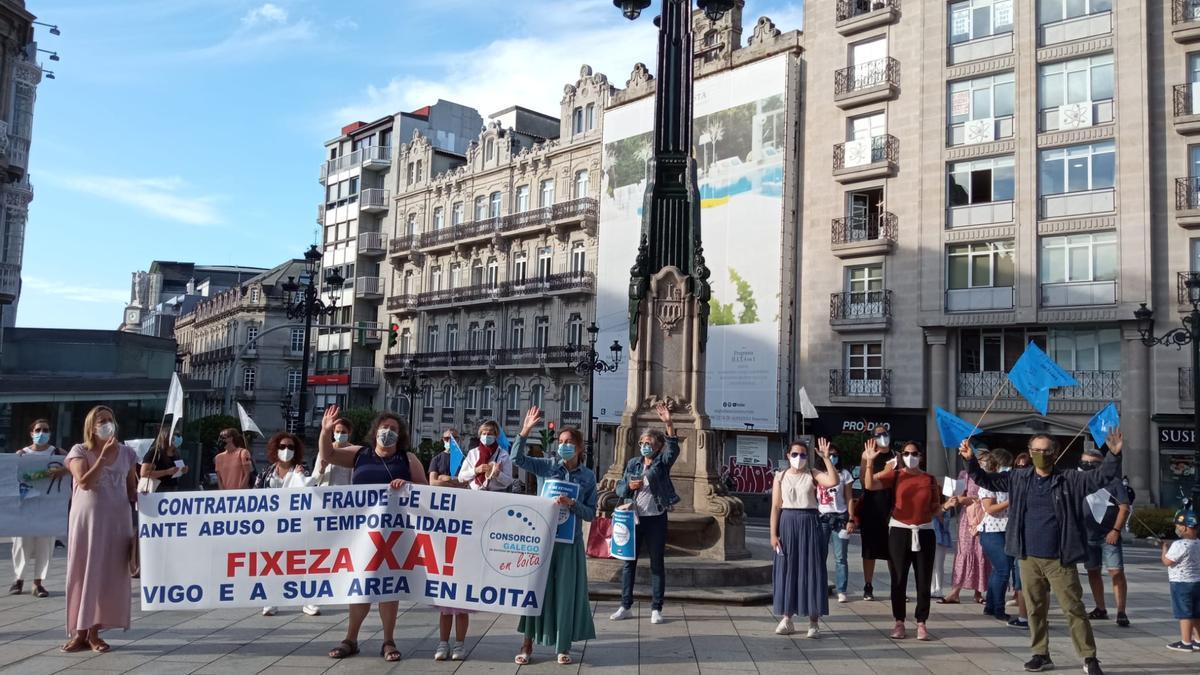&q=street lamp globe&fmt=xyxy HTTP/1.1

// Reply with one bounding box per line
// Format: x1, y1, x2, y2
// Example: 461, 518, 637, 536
302, 244, 322, 277
610, 340, 623, 367
1134, 303, 1154, 343
614, 0, 651, 20
1187, 272, 1200, 308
